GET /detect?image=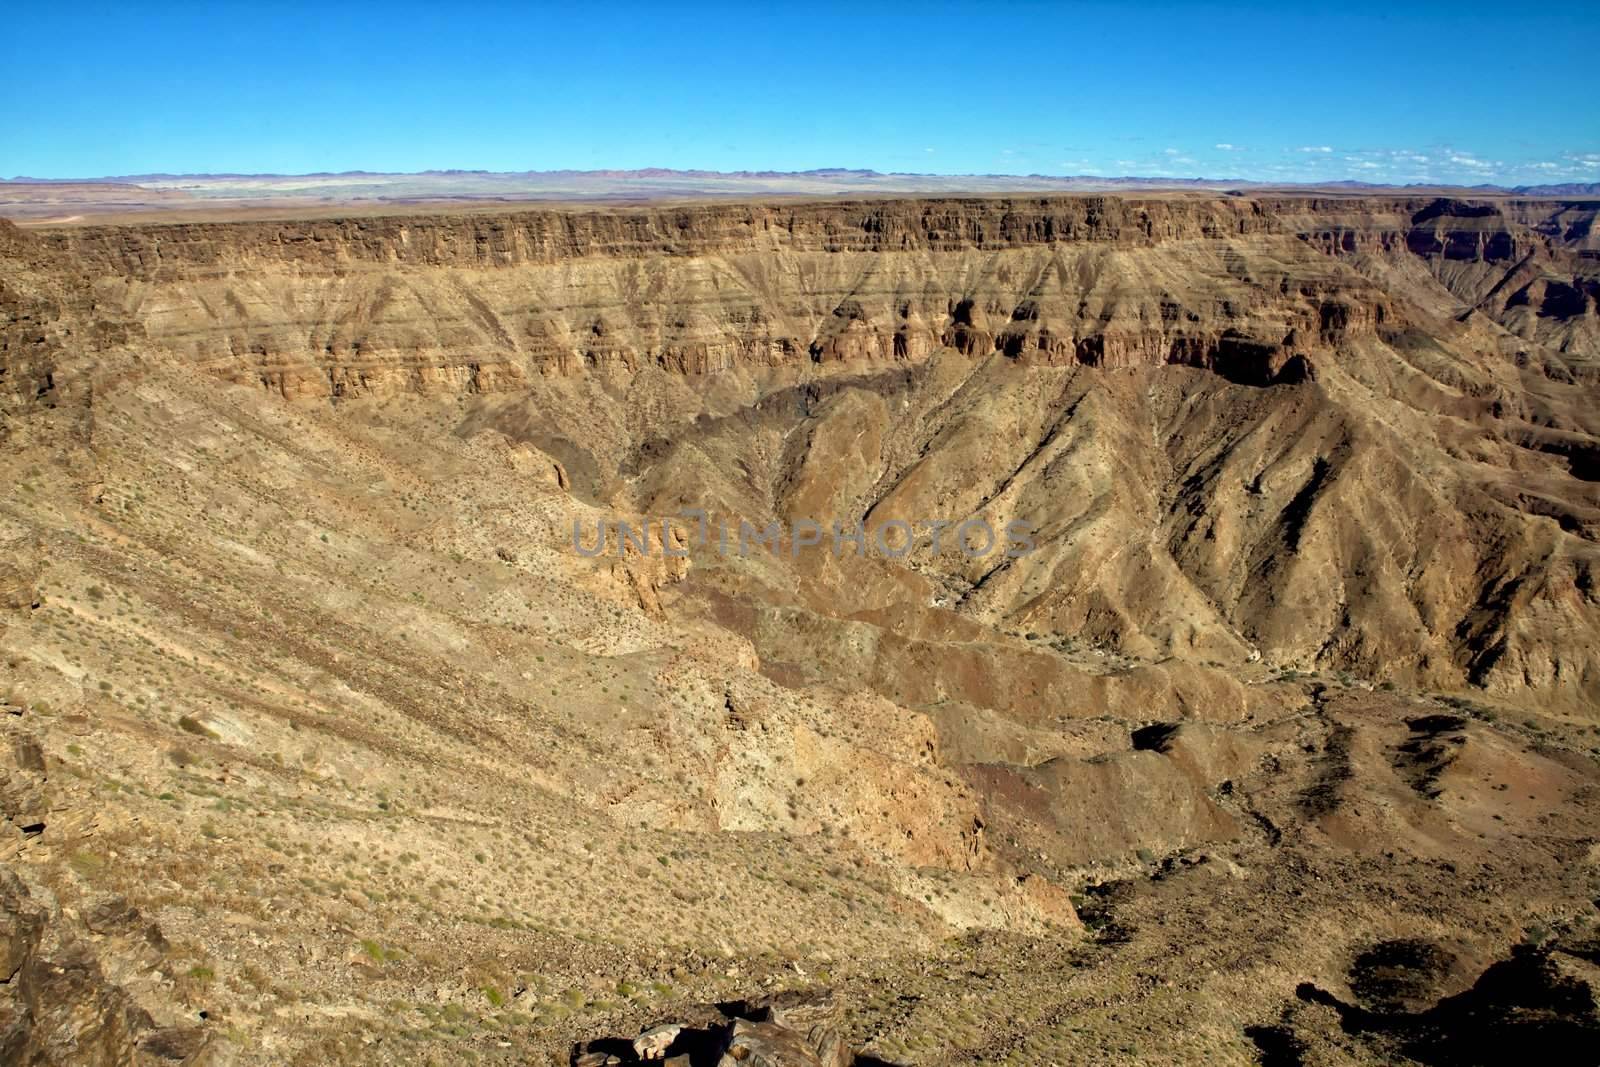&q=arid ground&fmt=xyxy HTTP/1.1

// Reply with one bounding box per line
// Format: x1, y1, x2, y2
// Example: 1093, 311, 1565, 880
4, 194, 1600, 1065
